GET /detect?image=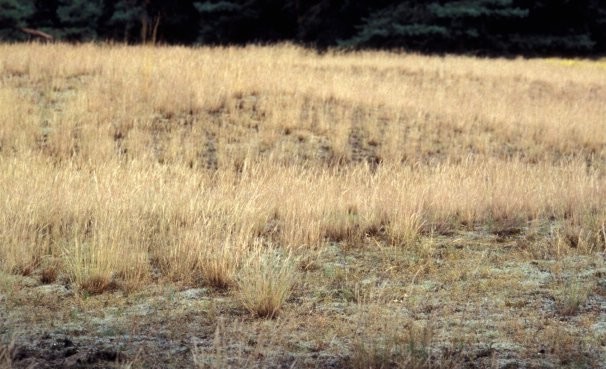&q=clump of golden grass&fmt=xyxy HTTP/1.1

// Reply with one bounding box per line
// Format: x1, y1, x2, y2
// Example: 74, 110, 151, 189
237, 246, 297, 318
0, 43, 605, 296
